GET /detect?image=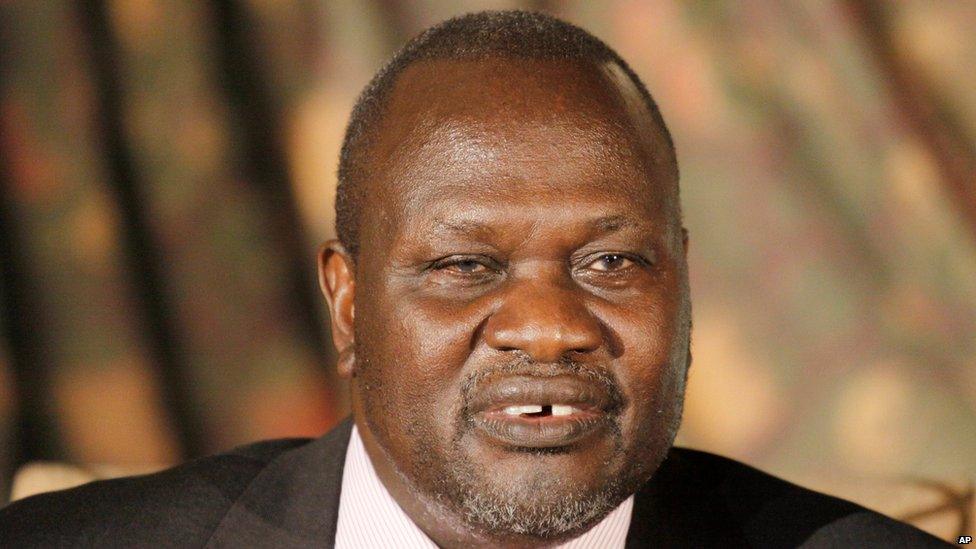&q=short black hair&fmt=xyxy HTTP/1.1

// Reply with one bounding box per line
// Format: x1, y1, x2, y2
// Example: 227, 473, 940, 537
335, 10, 676, 257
